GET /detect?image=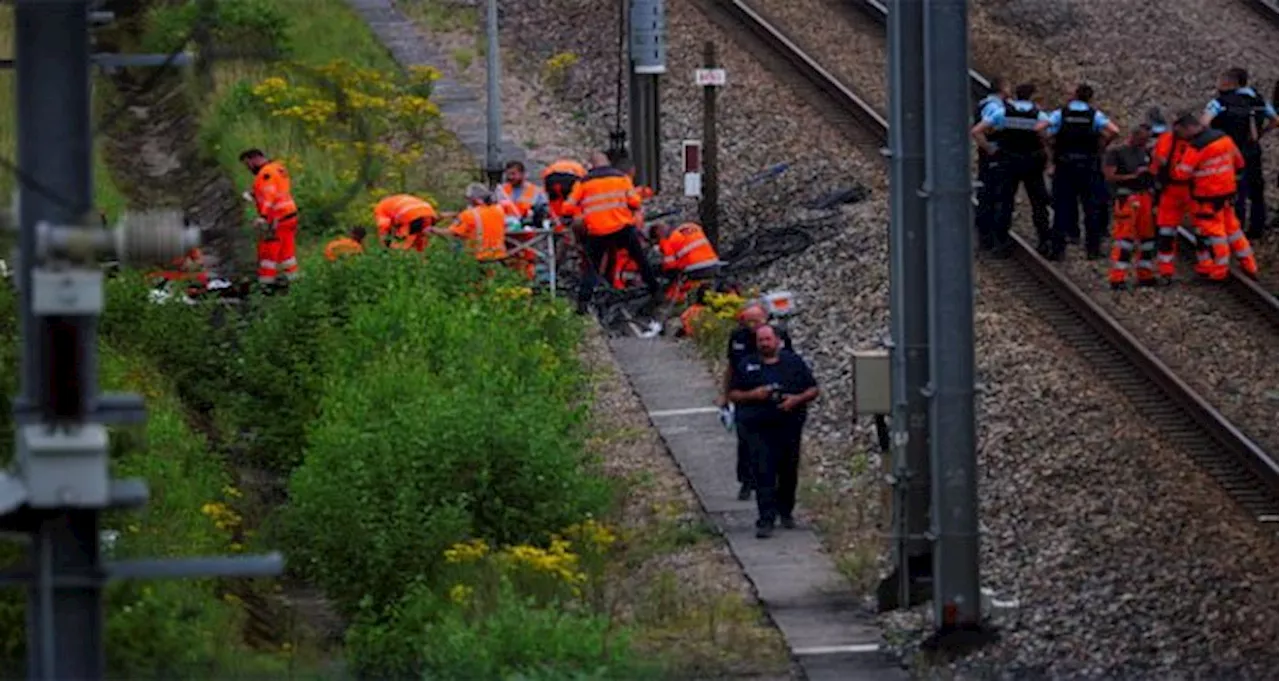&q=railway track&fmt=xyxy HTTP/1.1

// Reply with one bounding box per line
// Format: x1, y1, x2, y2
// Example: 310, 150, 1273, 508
850, 0, 1280, 327
698, 0, 1279, 520
1247, 0, 1279, 21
